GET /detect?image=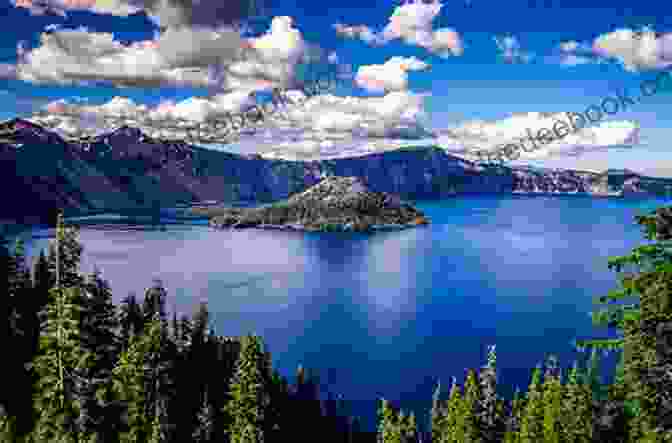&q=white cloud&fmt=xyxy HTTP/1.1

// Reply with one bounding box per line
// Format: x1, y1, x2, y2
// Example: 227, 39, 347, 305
592, 27, 672, 72
355, 56, 429, 93
16, 27, 211, 88
29, 93, 642, 163
30, 90, 434, 159
12, 16, 309, 92
334, 0, 463, 57
432, 112, 640, 161
10, 0, 263, 29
